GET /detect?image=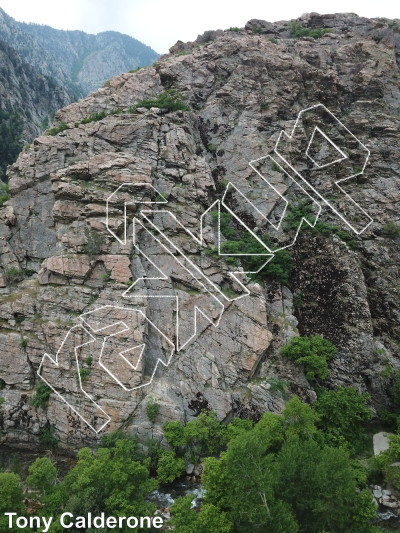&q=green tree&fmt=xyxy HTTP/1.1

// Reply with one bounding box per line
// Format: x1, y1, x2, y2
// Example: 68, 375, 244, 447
281, 395, 319, 439
374, 433, 400, 490
134, 89, 189, 112
31, 382, 51, 409
353, 489, 379, 532
39, 425, 58, 450
44, 439, 157, 530
178, 399, 376, 533
315, 387, 372, 446
163, 420, 187, 448
183, 410, 227, 457
0, 472, 23, 513
26, 457, 57, 495
171, 495, 233, 533
146, 399, 160, 425
156, 450, 185, 484
201, 412, 291, 531
281, 335, 336, 380
100, 429, 127, 448
225, 417, 253, 441
163, 411, 227, 462
0, 182, 9, 207
274, 437, 374, 533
